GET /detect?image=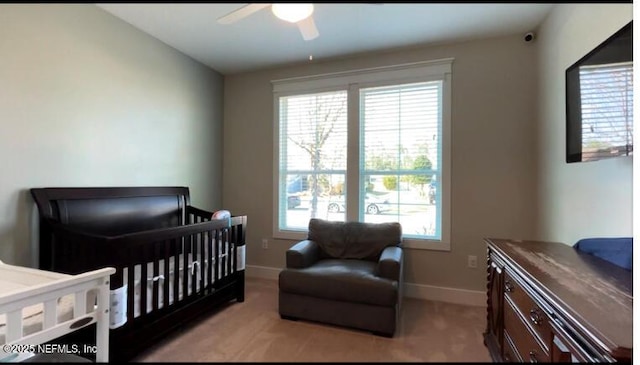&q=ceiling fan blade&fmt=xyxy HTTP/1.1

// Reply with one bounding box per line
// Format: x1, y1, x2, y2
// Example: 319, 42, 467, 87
217, 3, 271, 24
297, 16, 319, 41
